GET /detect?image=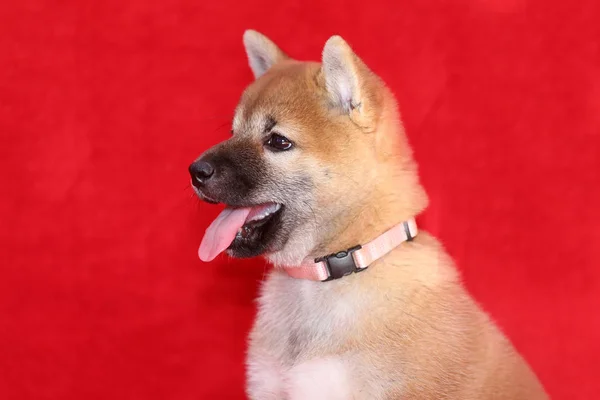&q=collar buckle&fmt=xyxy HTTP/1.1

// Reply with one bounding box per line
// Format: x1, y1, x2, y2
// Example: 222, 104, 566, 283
316, 245, 364, 282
